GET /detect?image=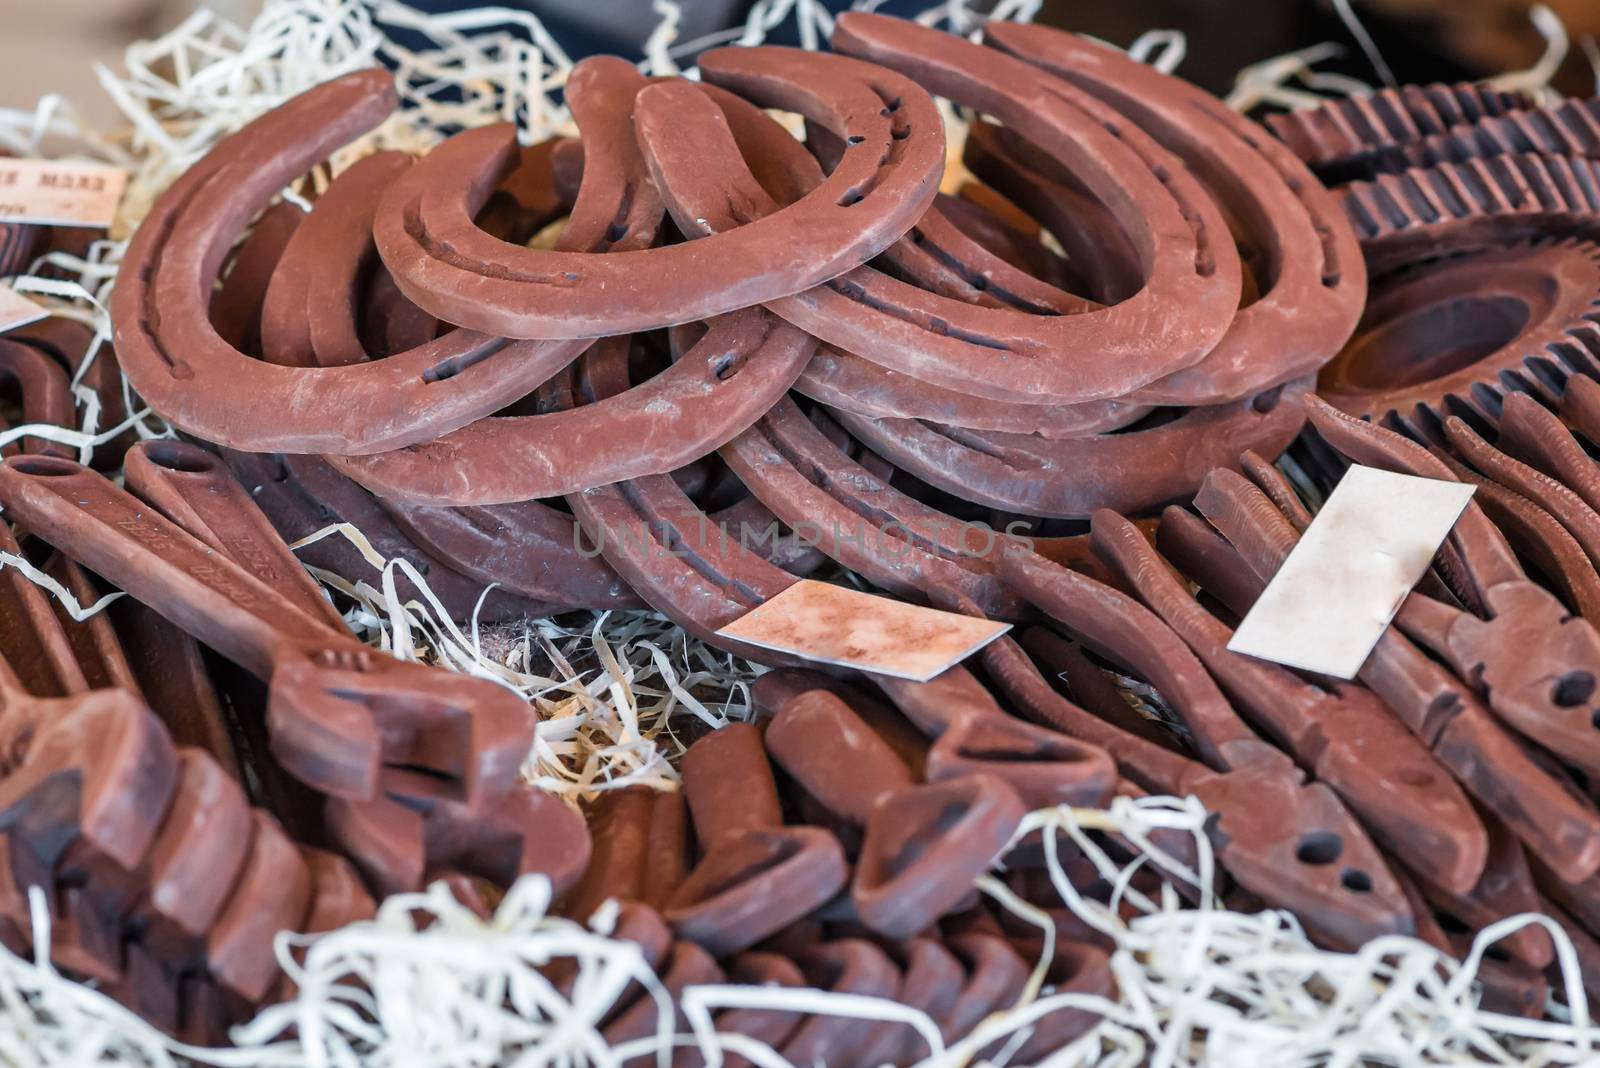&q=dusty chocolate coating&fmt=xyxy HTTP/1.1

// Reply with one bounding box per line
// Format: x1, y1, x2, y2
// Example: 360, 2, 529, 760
326, 784, 591, 899
110, 598, 242, 778
961, 119, 1144, 307
122, 440, 347, 632
333, 314, 816, 505
324, 62, 817, 506
696, 79, 1143, 436
385, 498, 643, 610
1340, 153, 1600, 273
7, 317, 133, 470
667, 824, 849, 957
1427, 441, 1600, 621
42, 552, 142, 695
210, 200, 302, 355
779, 940, 901, 1067
1443, 405, 1600, 592
985, 21, 1366, 405
792, 343, 1145, 437
831, 381, 1309, 520
720, 396, 1027, 616
233, 129, 640, 611
373, 48, 943, 338
1497, 391, 1600, 513
1303, 402, 1600, 779
925, 706, 1117, 811
765, 690, 914, 827
0, 520, 86, 697
937, 190, 1080, 288
853, 773, 1025, 939
260, 151, 413, 368
218, 448, 556, 623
